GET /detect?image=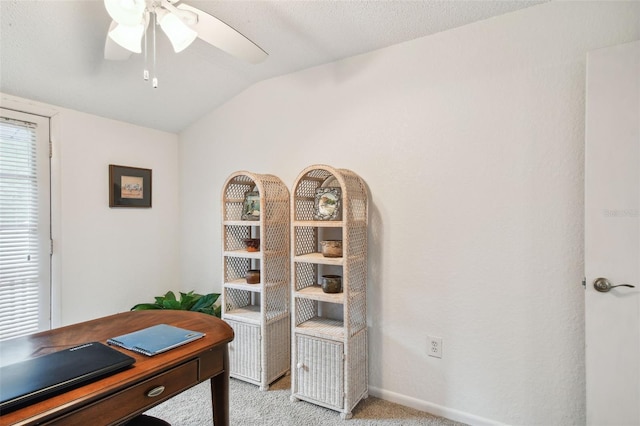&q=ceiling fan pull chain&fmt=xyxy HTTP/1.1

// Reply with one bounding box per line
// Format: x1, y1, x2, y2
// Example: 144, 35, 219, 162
152, 10, 158, 89
143, 16, 149, 81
